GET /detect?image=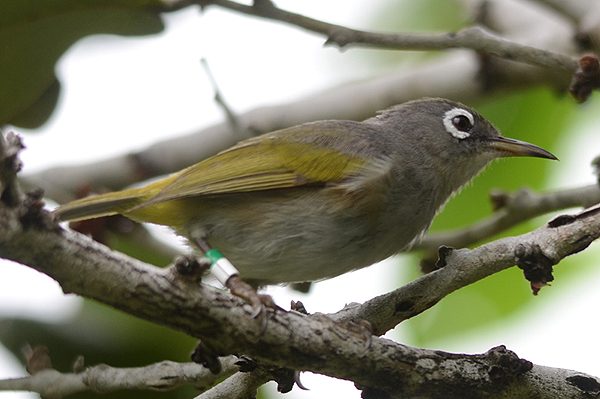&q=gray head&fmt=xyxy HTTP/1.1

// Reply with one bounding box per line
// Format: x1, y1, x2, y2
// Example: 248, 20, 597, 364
370, 98, 555, 160
366, 98, 556, 188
